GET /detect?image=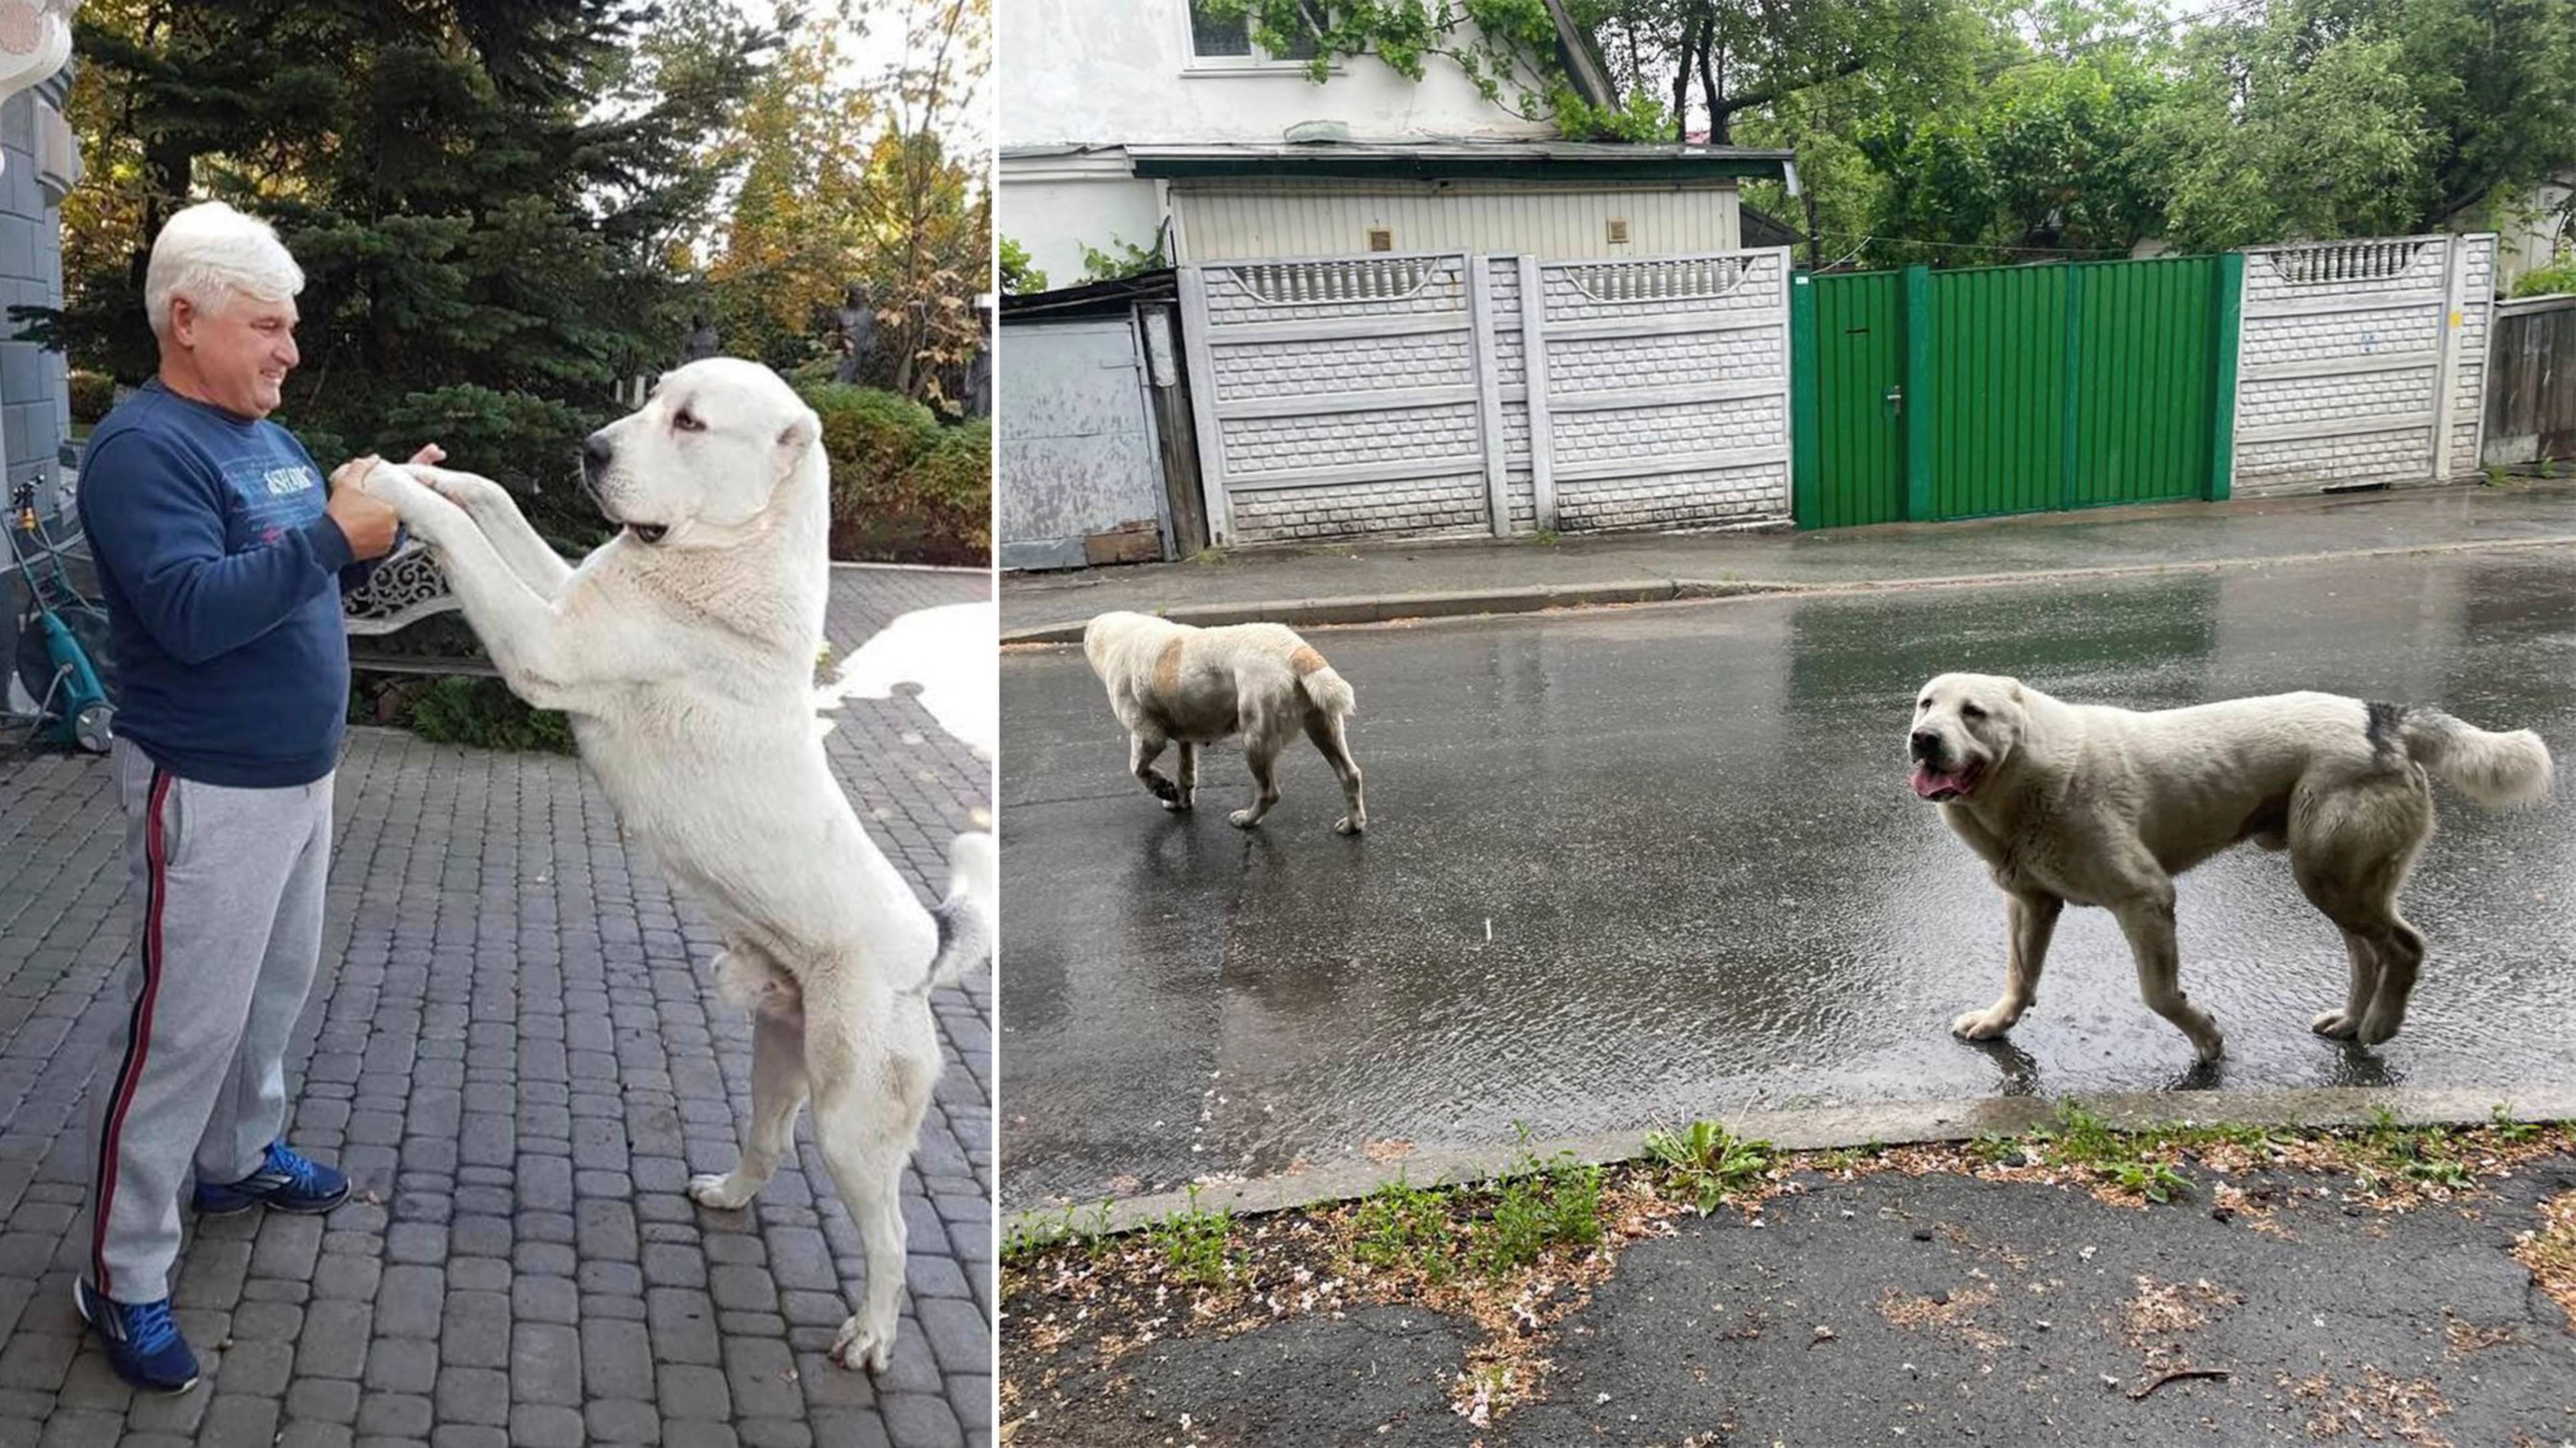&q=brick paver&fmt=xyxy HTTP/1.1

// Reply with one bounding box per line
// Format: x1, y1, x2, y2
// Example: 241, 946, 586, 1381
0, 565, 995, 1445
